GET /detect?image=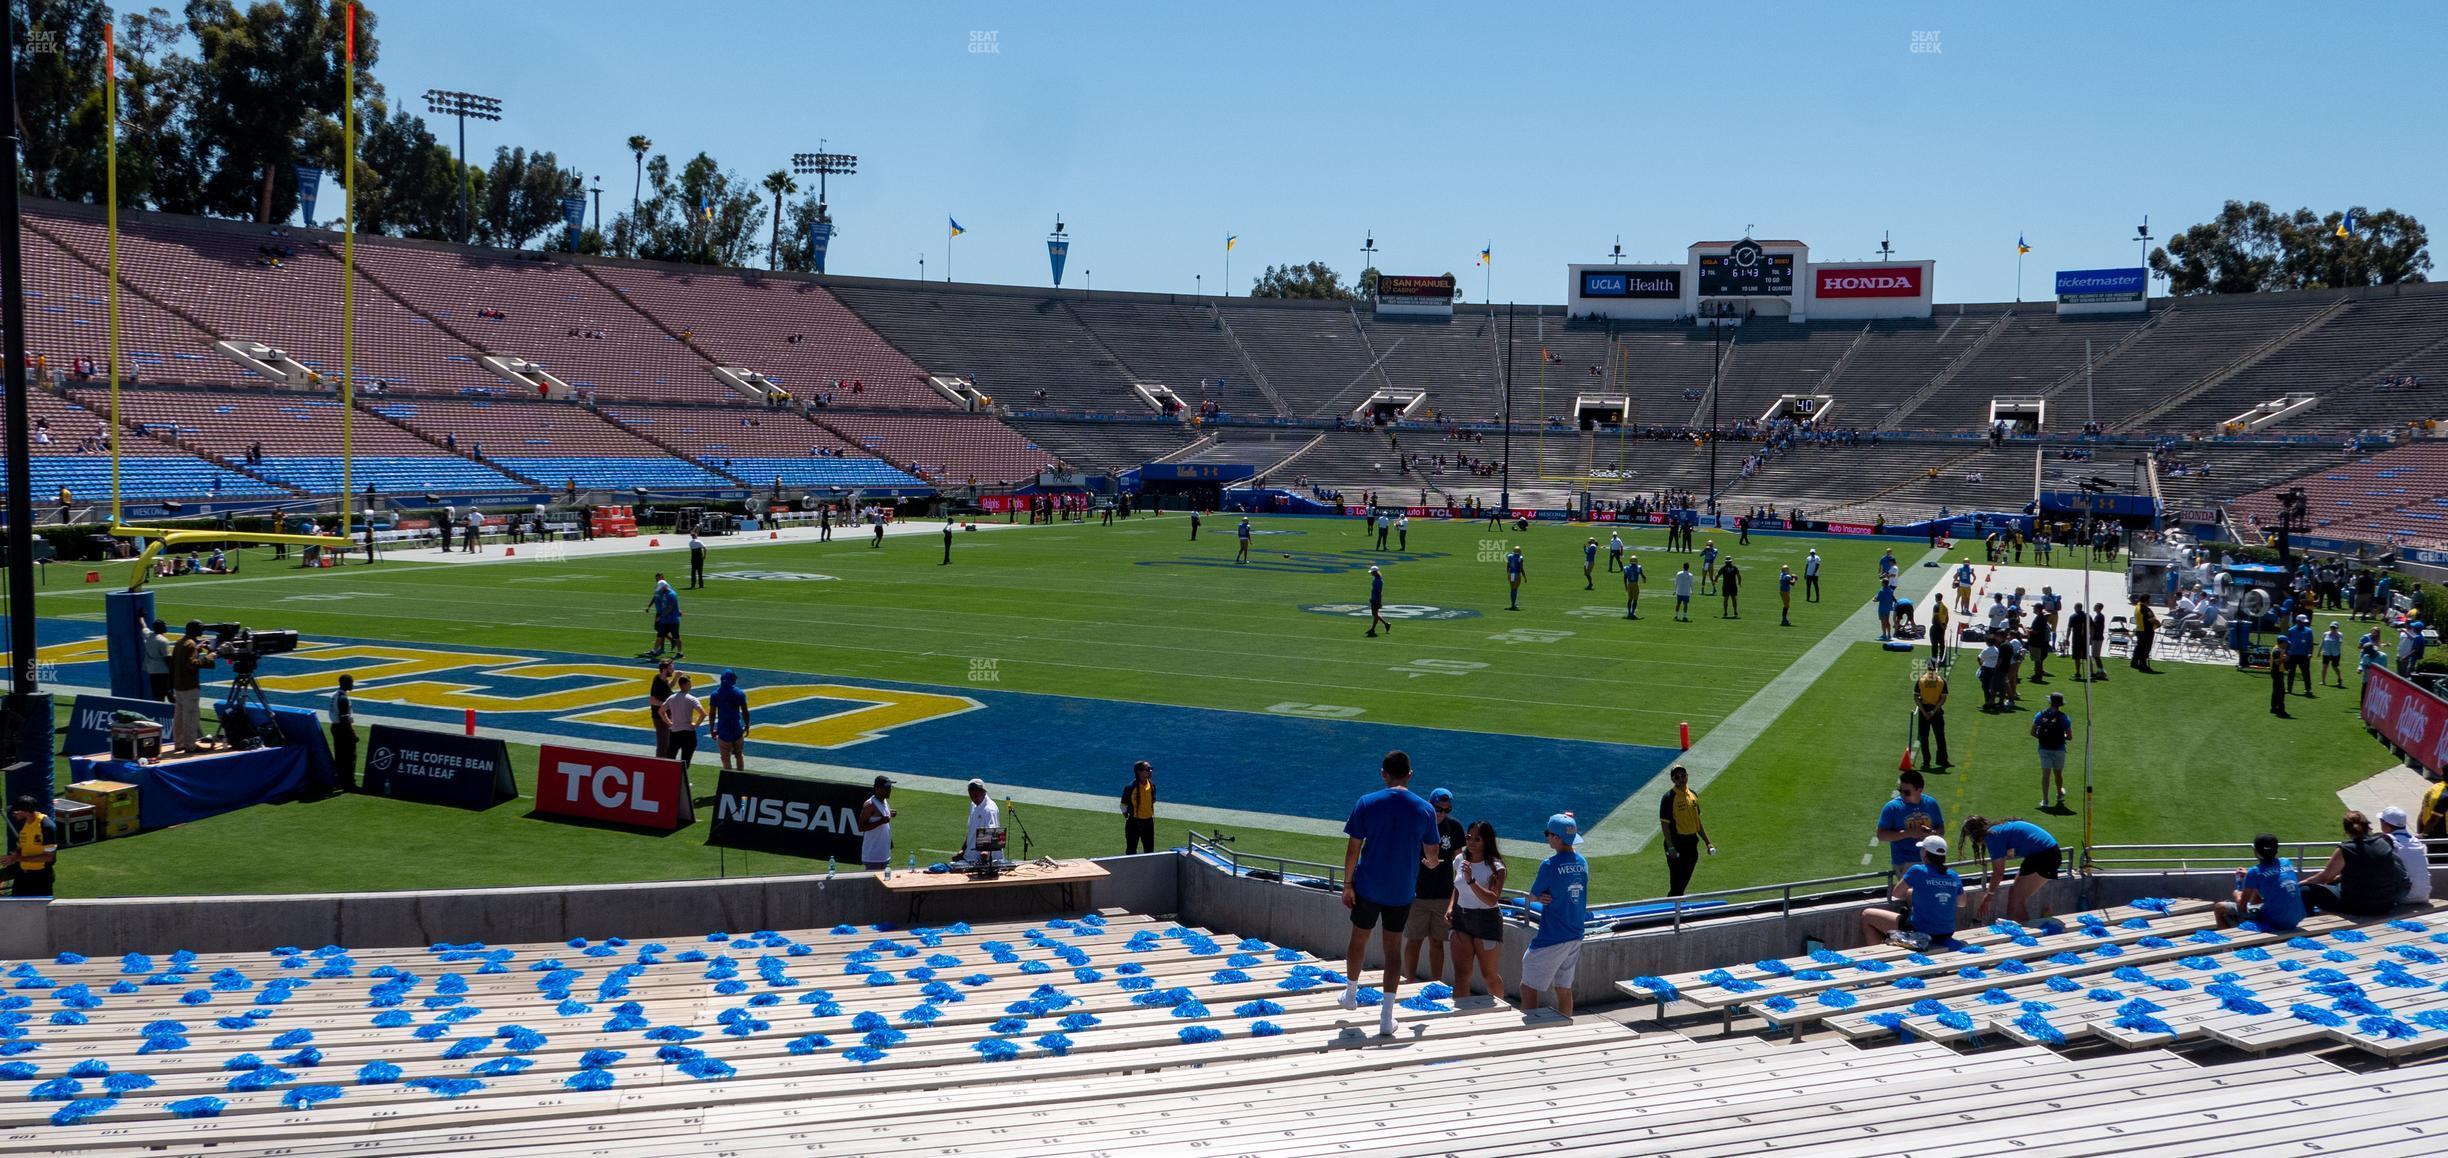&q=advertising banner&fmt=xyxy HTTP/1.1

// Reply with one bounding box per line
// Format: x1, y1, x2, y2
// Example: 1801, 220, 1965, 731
1047, 237, 1069, 287
535, 743, 694, 831
1814, 266, 1924, 298
1579, 269, 1682, 299
294, 165, 323, 225
2054, 267, 2147, 303
560, 196, 587, 252
363, 724, 516, 809
705, 769, 871, 861
2364, 666, 2448, 775
61, 694, 175, 758
1377, 274, 1457, 302
810, 219, 834, 274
